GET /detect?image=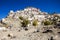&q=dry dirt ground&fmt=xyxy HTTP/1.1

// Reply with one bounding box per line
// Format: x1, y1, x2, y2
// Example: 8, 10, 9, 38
0, 25, 60, 40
